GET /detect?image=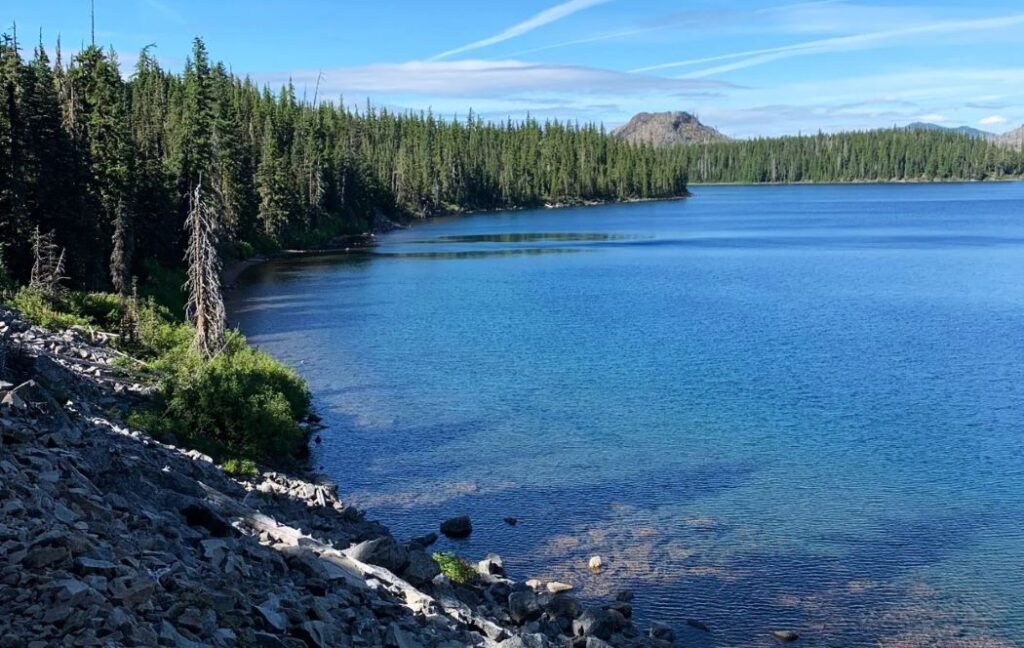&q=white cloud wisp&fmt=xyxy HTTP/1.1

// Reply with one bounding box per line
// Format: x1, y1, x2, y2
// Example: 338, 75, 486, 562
430, 0, 613, 60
